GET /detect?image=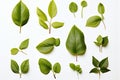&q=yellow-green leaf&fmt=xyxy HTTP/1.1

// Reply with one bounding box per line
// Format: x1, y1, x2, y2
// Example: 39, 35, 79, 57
39, 19, 48, 29
11, 48, 19, 55
21, 59, 29, 73
11, 60, 19, 73
19, 39, 29, 50
52, 22, 64, 28
53, 63, 61, 73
